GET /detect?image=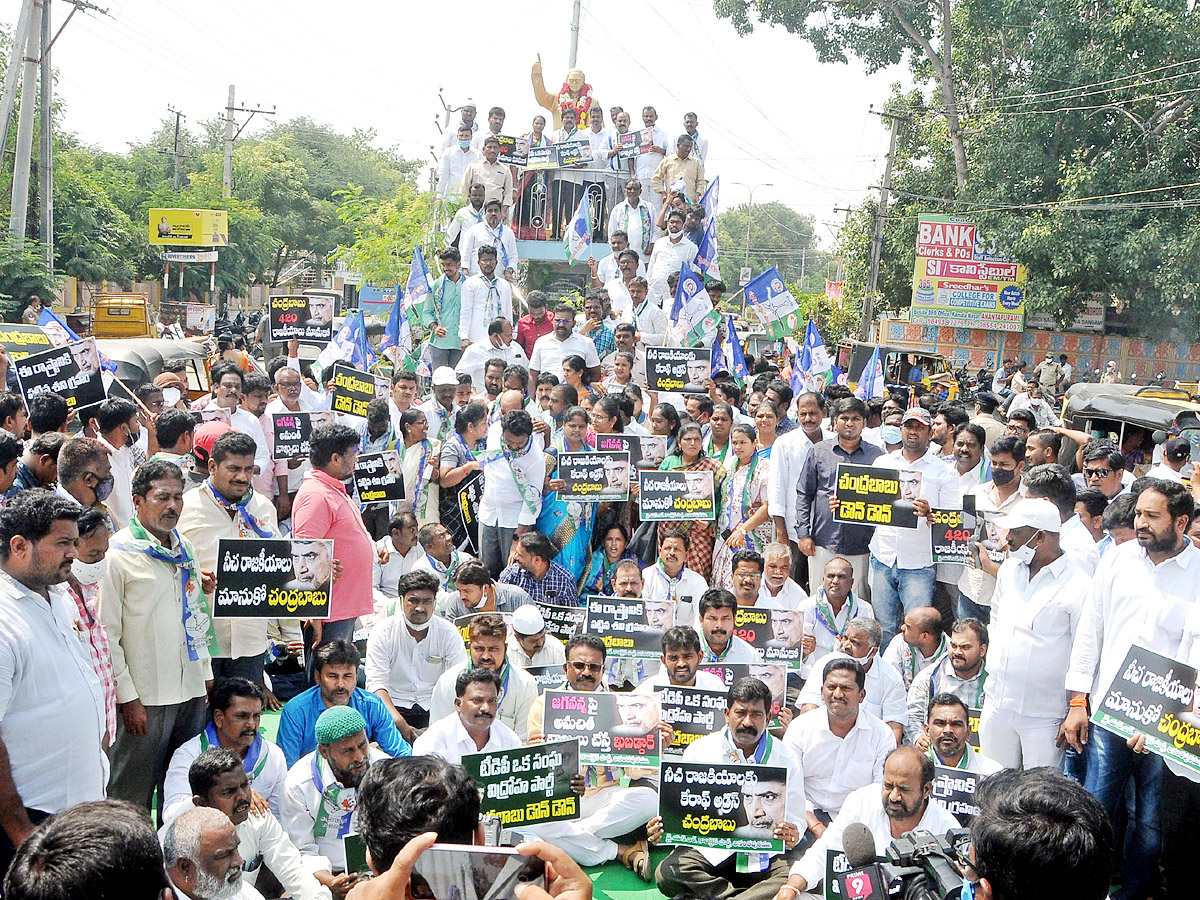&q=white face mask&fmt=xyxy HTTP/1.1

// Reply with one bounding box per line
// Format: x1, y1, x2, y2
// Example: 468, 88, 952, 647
71, 556, 108, 585
403, 612, 431, 633
1009, 532, 1040, 566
